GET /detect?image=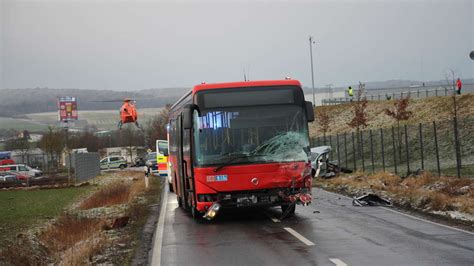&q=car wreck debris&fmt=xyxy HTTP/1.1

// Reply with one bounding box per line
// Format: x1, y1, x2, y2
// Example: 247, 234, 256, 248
352, 193, 392, 207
